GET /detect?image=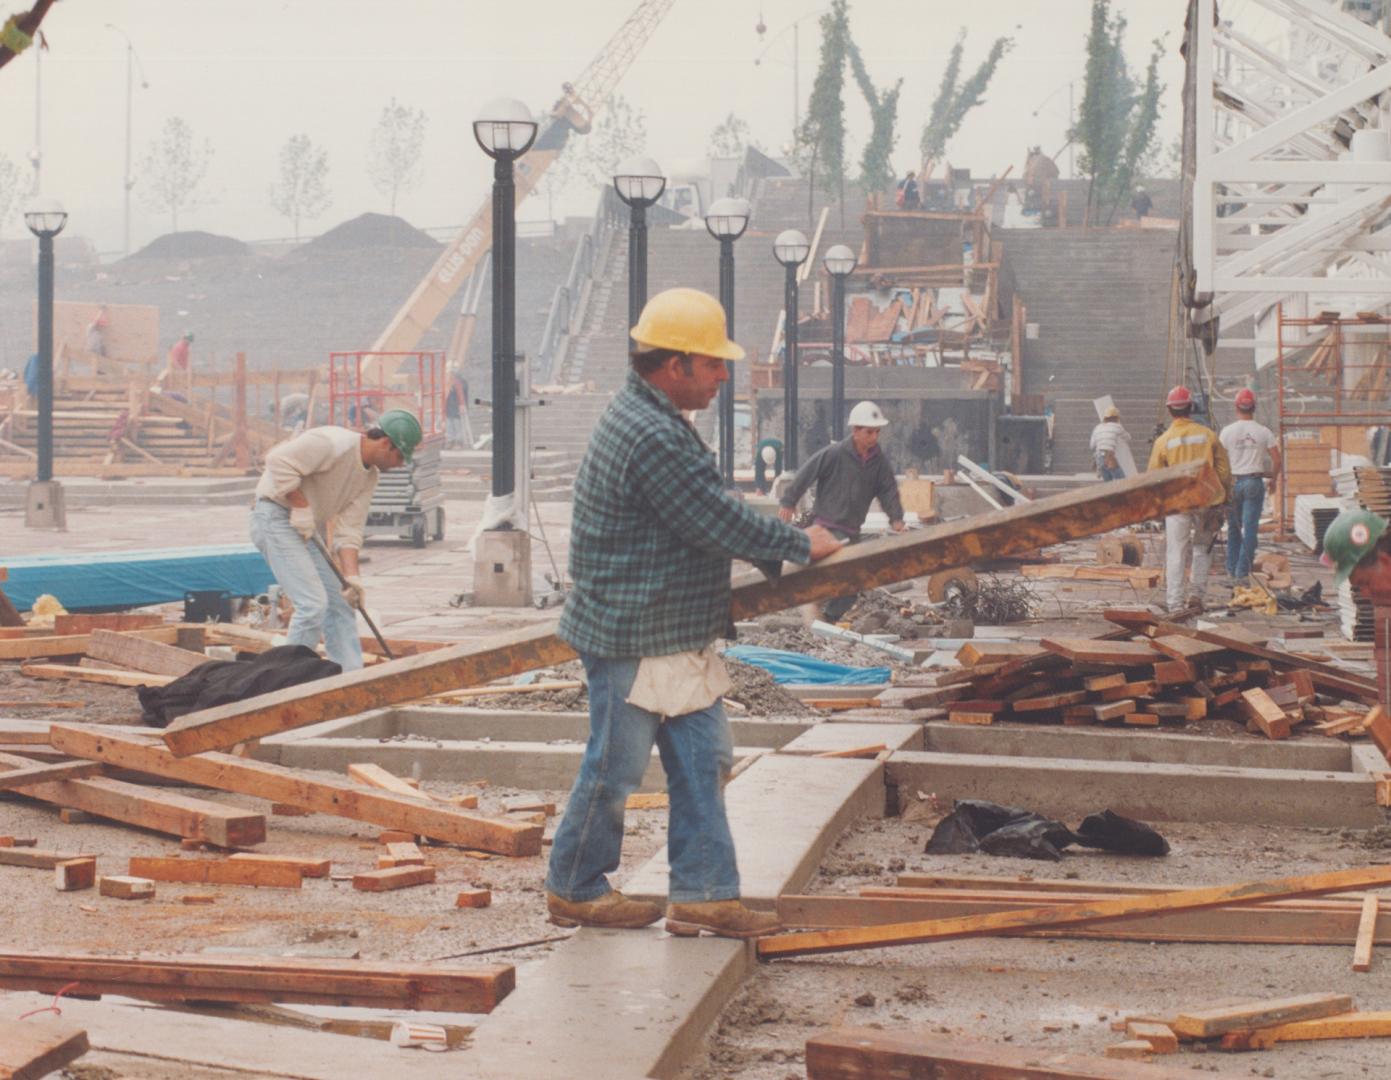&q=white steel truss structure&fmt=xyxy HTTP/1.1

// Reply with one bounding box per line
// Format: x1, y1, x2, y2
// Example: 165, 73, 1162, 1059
1189, 0, 1391, 362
